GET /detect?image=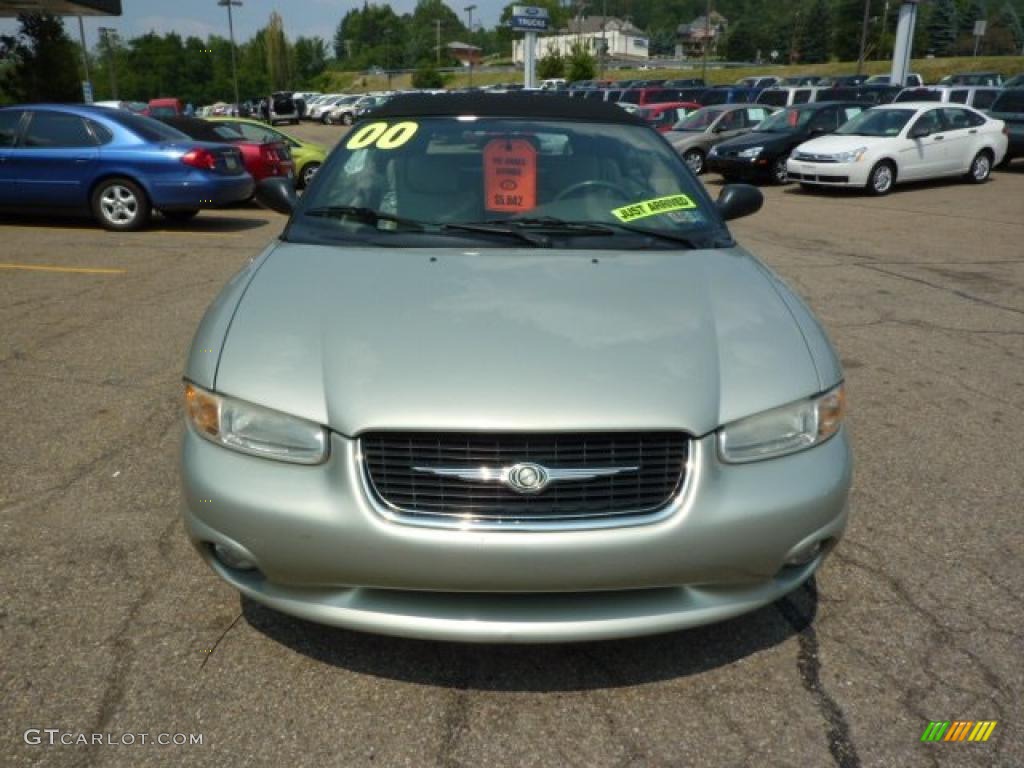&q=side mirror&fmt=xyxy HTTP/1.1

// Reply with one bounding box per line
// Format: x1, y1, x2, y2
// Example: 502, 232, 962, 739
255, 176, 298, 215
717, 184, 764, 222
908, 125, 930, 140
